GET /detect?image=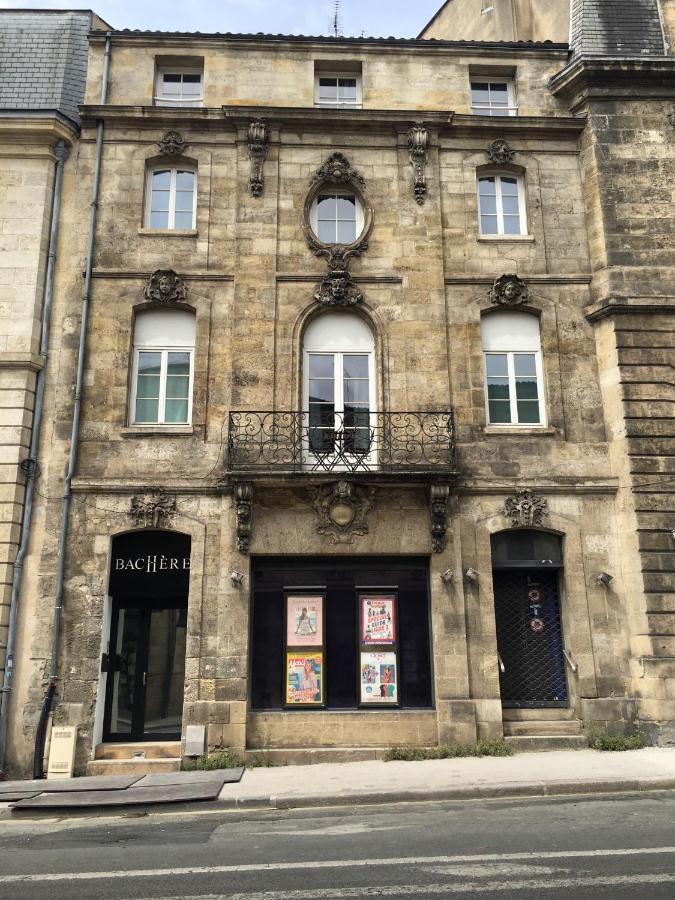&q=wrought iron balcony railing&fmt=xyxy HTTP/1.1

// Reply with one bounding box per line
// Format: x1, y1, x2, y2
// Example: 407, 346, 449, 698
227, 411, 456, 475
